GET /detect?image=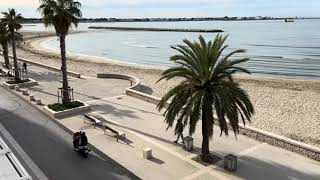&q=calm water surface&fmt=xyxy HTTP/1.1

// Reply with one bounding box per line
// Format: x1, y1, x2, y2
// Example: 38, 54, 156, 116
22, 20, 320, 80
